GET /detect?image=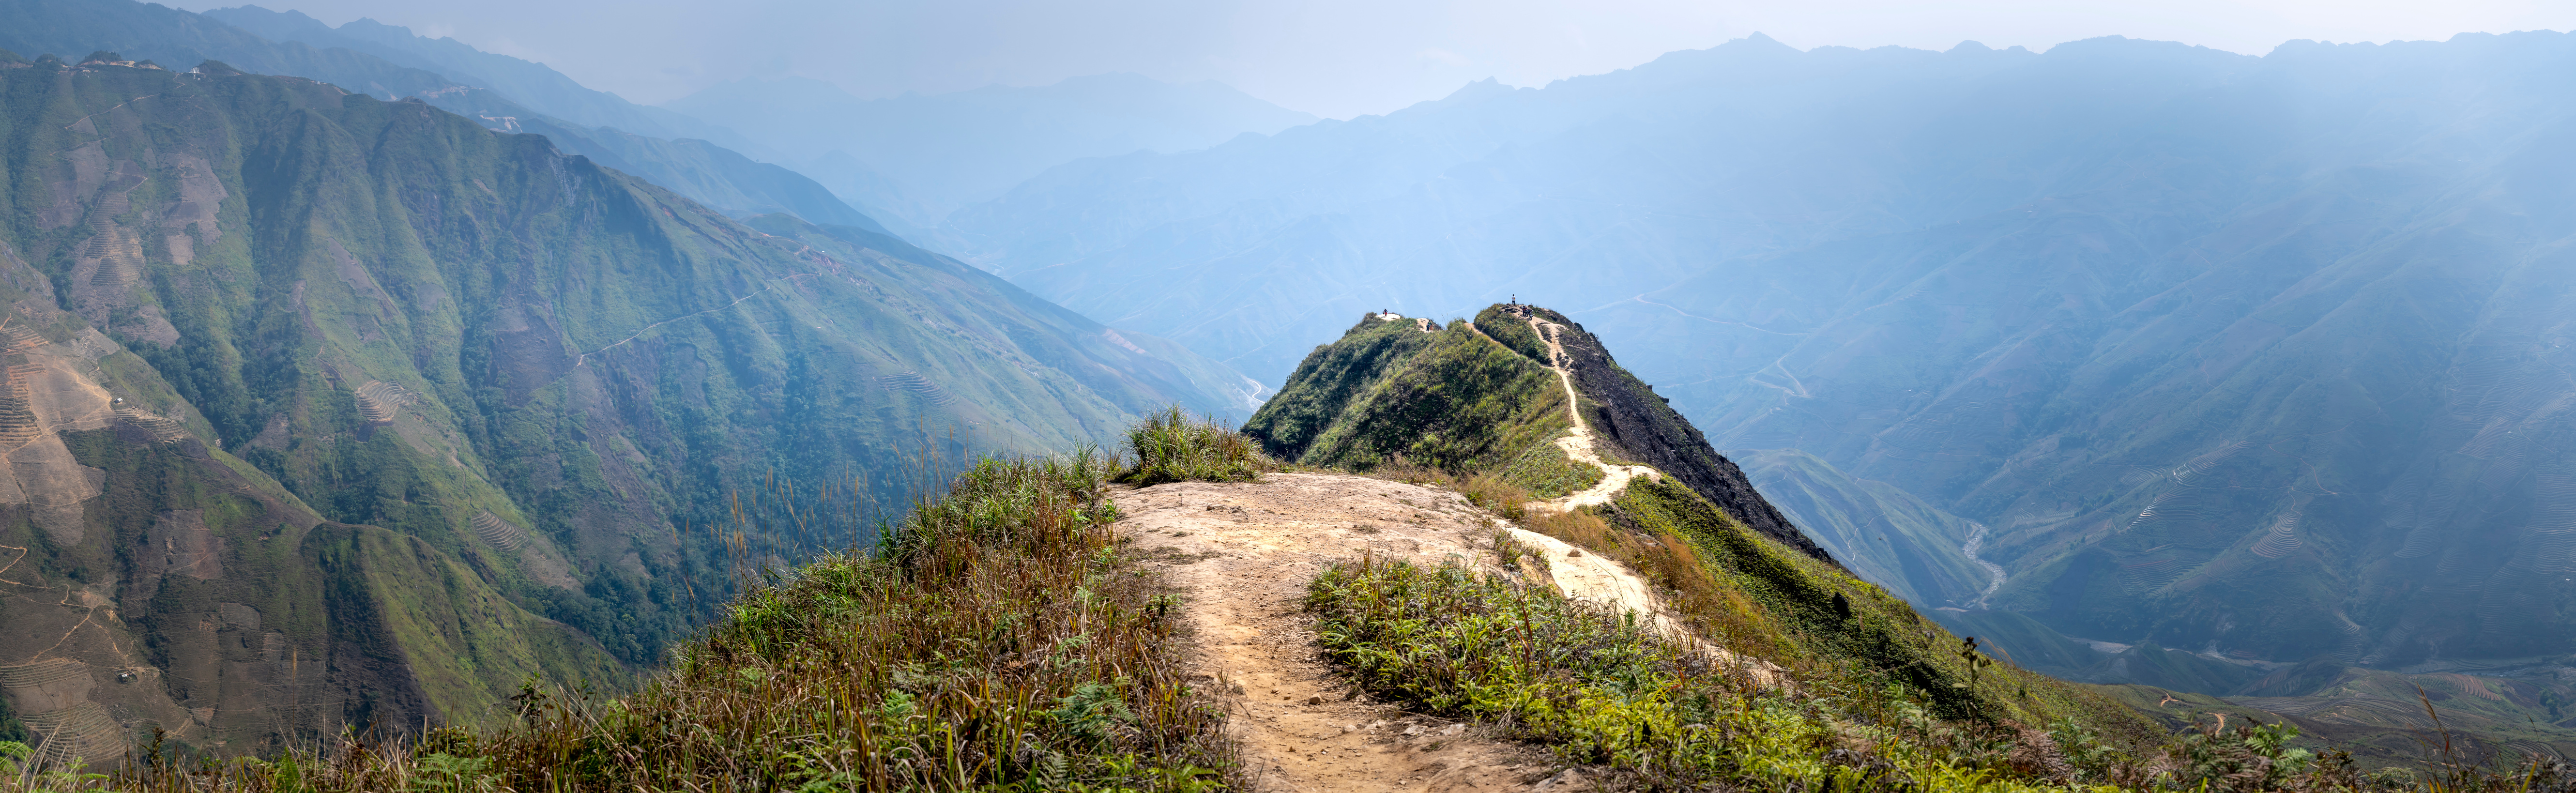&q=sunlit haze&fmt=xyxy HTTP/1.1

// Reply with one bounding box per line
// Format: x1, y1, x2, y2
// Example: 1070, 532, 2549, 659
166, 0, 2576, 118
